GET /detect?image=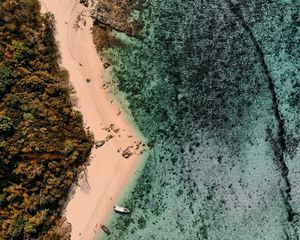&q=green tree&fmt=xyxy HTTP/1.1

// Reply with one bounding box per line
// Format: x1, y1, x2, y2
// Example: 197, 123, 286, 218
0, 116, 14, 135
7, 215, 25, 239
